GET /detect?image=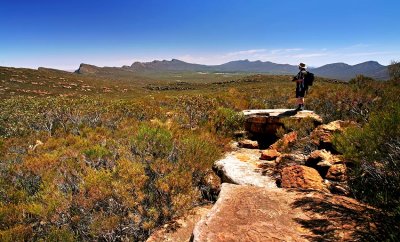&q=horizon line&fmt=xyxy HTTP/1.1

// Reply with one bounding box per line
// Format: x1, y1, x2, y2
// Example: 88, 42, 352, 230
0, 58, 386, 72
